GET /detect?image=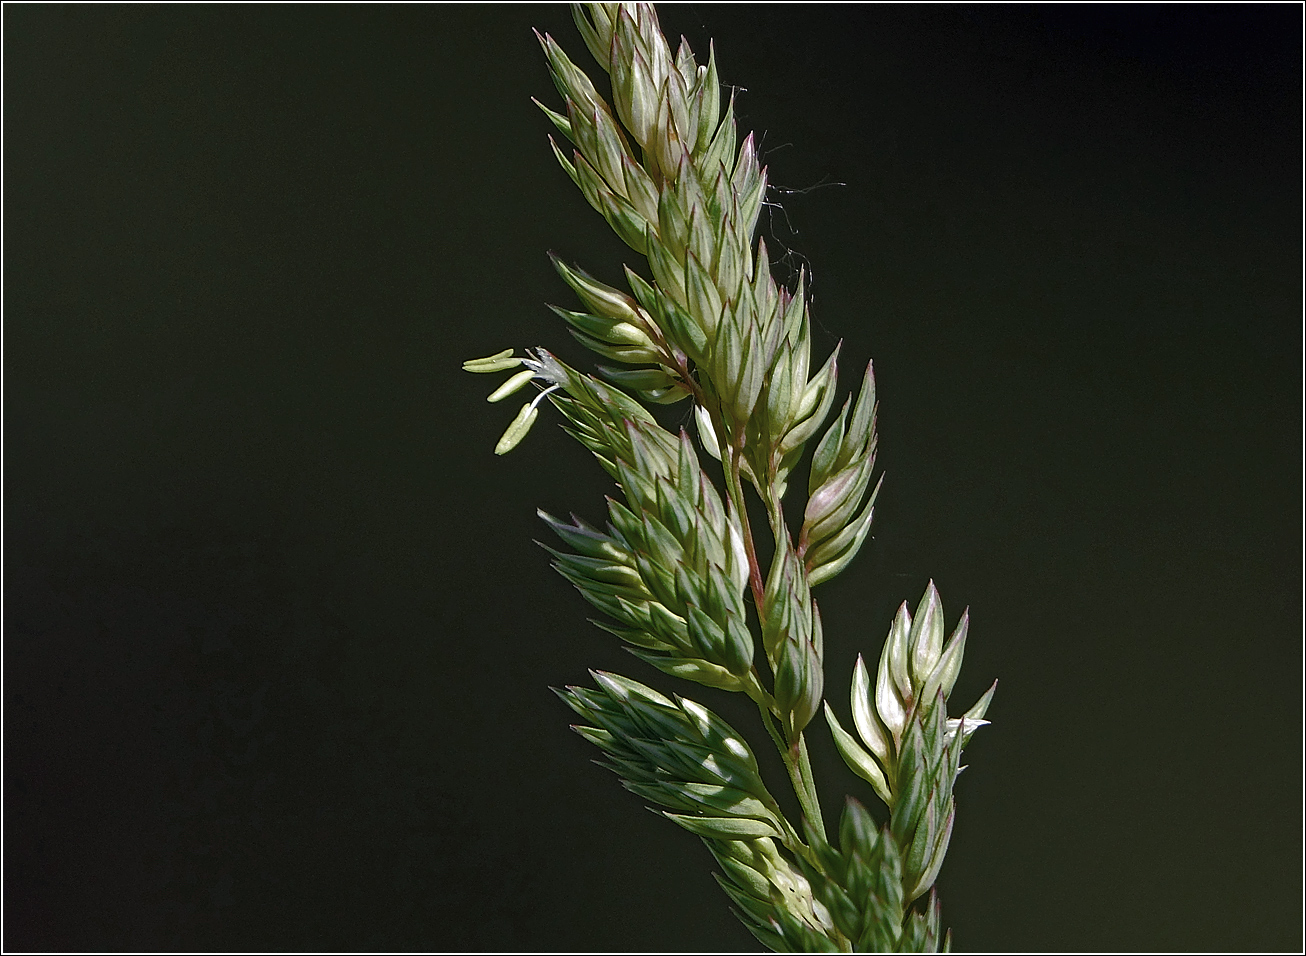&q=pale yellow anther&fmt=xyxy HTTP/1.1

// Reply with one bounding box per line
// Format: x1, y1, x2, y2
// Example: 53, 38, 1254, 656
487, 369, 537, 403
